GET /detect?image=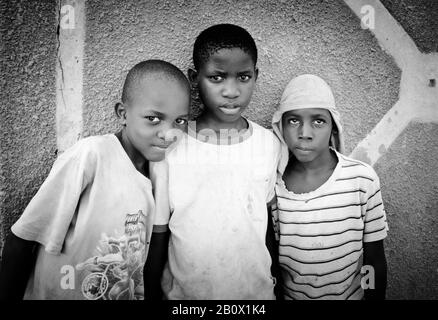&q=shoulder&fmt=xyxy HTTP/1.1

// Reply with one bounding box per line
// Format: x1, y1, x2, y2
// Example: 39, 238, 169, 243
249, 120, 274, 138
78, 134, 116, 150
248, 120, 281, 150
167, 132, 190, 160
337, 152, 381, 183
58, 134, 117, 162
